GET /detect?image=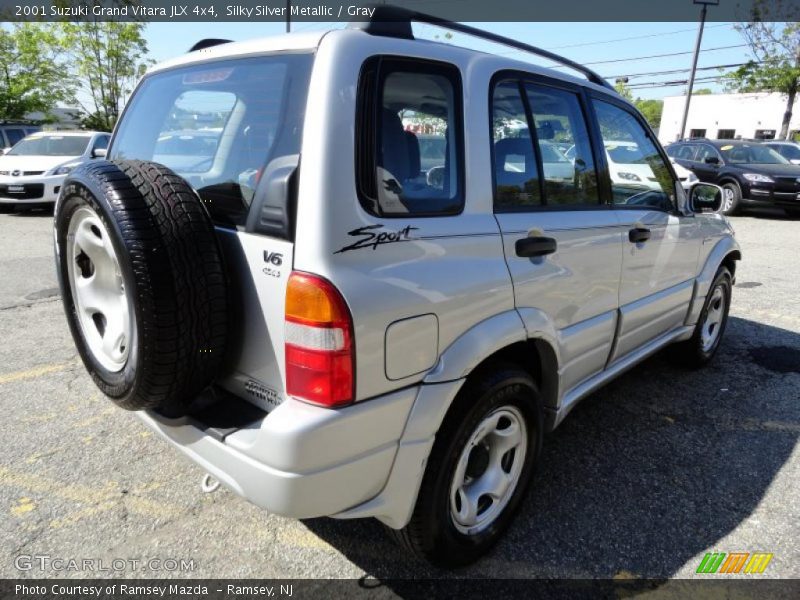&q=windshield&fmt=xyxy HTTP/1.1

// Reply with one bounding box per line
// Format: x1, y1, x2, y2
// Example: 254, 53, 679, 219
719, 143, 789, 165
8, 135, 90, 156
112, 54, 313, 227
